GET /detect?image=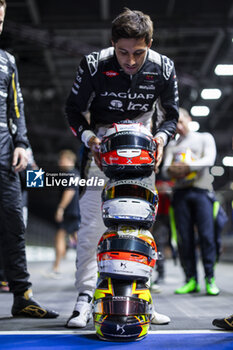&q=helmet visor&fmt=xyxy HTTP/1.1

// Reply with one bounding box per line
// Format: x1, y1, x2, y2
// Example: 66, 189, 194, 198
102, 183, 158, 205
98, 236, 155, 259
94, 296, 151, 316
101, 132, 155, 153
